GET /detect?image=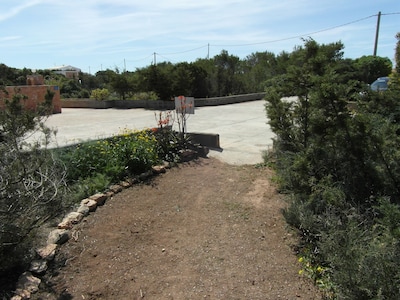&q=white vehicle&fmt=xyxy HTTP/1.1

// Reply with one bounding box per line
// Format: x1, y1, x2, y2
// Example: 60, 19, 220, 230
370, 77, 389, 91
